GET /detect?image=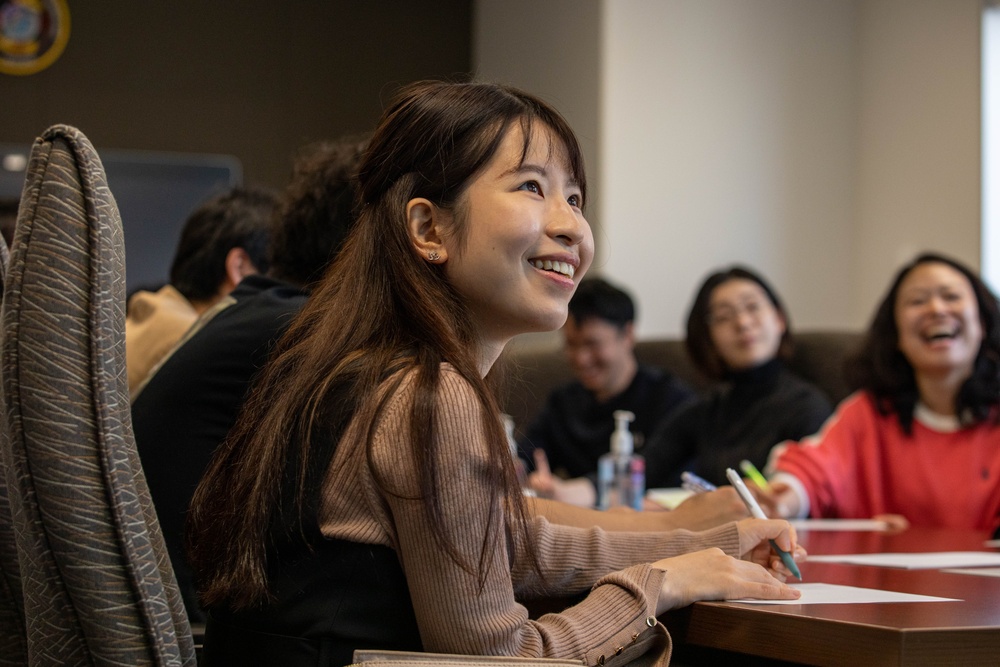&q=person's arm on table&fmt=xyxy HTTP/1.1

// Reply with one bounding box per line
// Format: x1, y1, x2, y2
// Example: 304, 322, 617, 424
528, 486, 748, 533
378, 373, 676, 663
762, 475, 910, 530
763, 396, 911, 529
763, 395, 864, 519
510, 513, 803, 604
